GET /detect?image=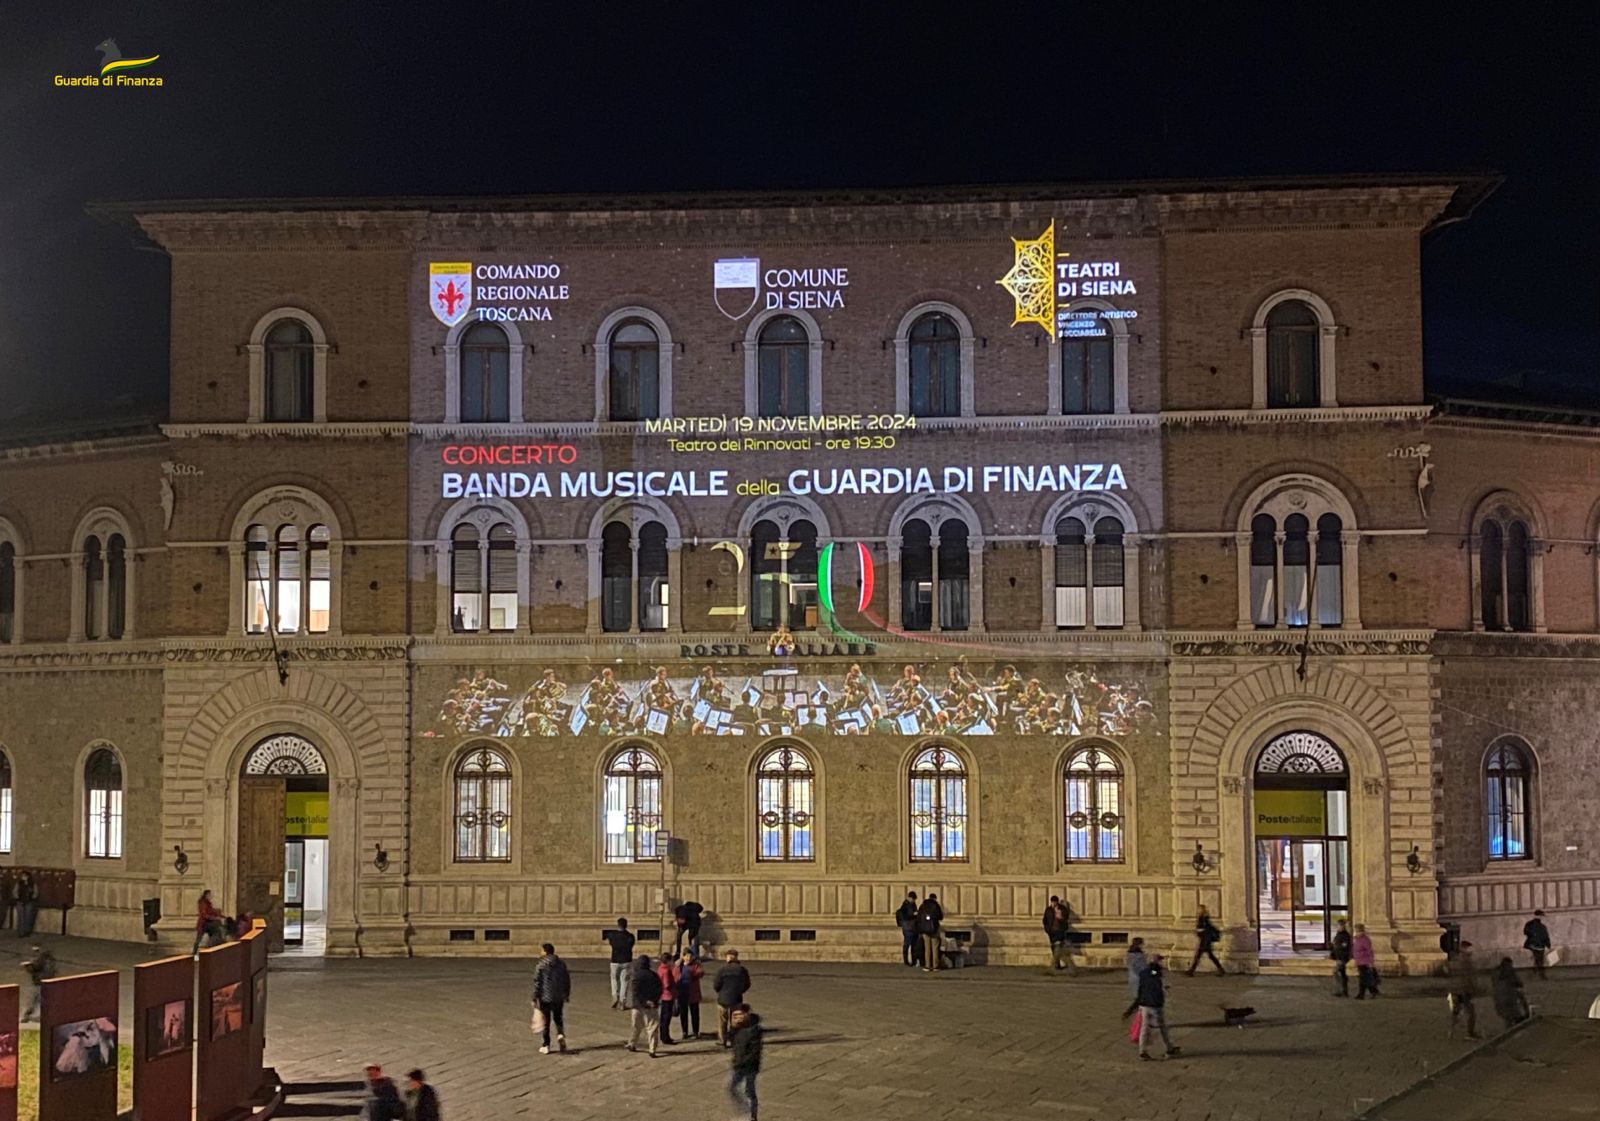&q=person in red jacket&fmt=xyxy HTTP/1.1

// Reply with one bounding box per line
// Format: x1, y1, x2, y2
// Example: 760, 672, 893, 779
672, 949, 706, 1040
656, 956, 678, 1044
192, 890, 227, 954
